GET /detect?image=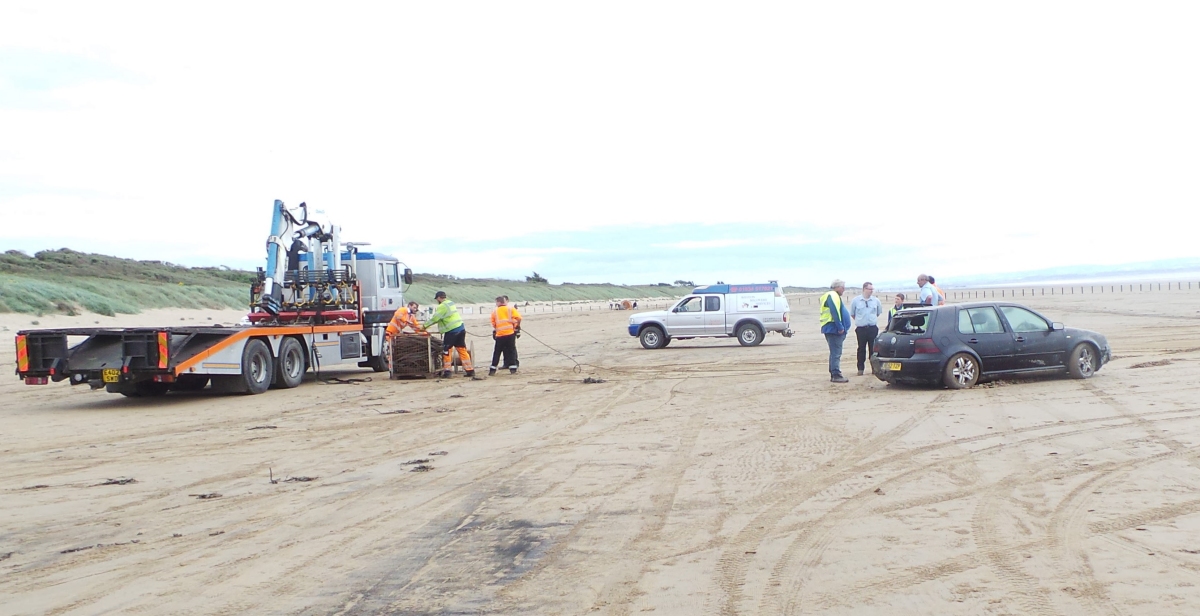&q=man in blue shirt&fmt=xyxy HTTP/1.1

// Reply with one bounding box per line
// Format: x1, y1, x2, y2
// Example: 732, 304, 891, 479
917, 274, 937, 306
850, 282, 883, 376
819, 280, 853, 383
